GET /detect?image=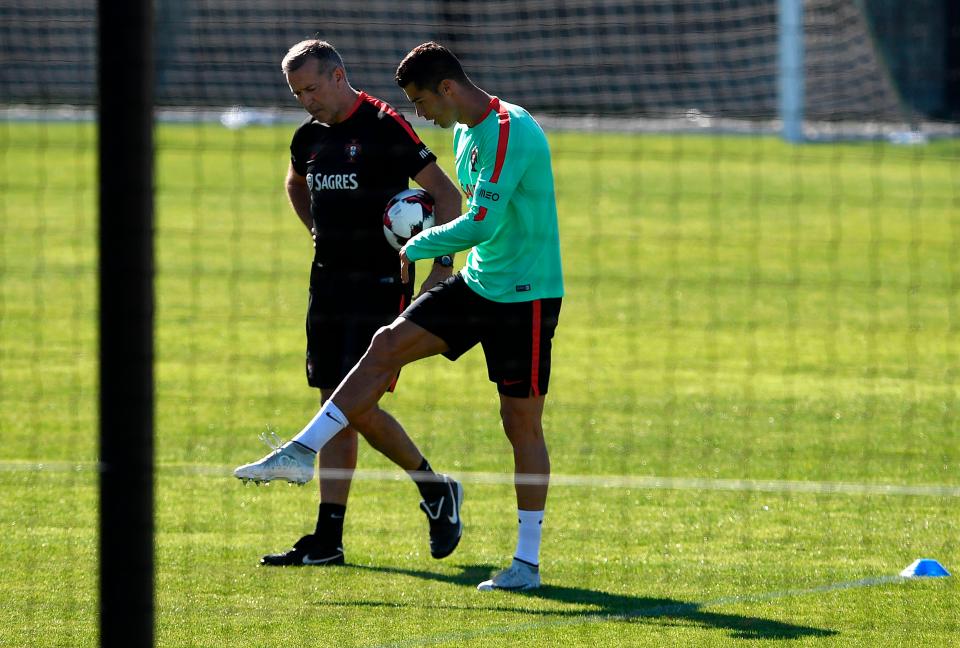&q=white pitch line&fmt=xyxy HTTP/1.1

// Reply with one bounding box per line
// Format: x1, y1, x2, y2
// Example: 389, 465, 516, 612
374, 574, 910, 647
1, 461, 959, 497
